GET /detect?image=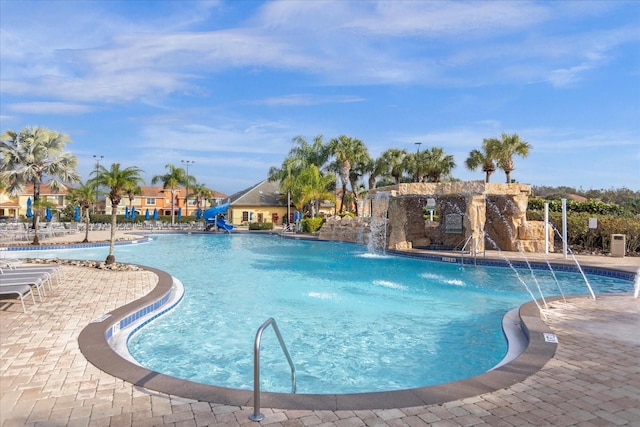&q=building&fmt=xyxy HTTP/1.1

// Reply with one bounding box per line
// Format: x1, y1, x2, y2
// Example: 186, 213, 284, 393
224, 180, 334, 226
0, 184, 70, 221
104, 186, 227, 217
